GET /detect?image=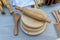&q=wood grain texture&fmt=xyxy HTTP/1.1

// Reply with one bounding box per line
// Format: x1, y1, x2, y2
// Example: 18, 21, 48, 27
14, 14, 21, 36
16, 6, 51, 23
1, 0, 14, 15
0, 1, 5, 14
